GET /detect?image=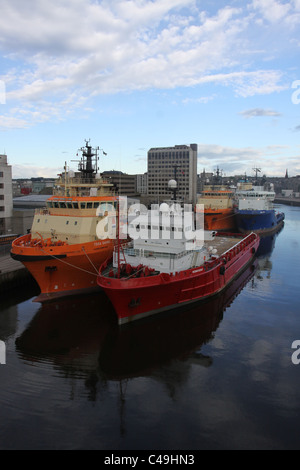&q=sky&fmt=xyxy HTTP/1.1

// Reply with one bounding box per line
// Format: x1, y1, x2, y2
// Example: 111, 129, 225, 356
0, 0, 300, 179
